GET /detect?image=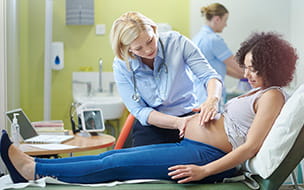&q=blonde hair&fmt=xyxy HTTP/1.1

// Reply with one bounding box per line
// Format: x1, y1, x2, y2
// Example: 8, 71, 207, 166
110, 11, 158, 68
200, 3, 228, 21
